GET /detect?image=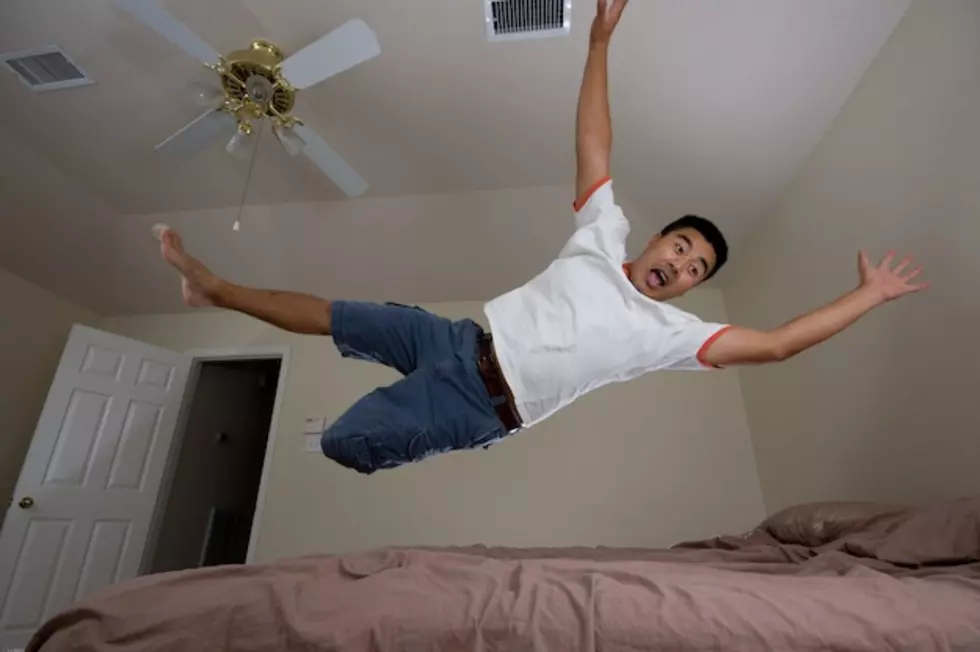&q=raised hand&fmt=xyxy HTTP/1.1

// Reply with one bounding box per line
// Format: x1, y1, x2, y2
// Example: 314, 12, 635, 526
590, 0, 629, 45
858, 250, 930, 302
